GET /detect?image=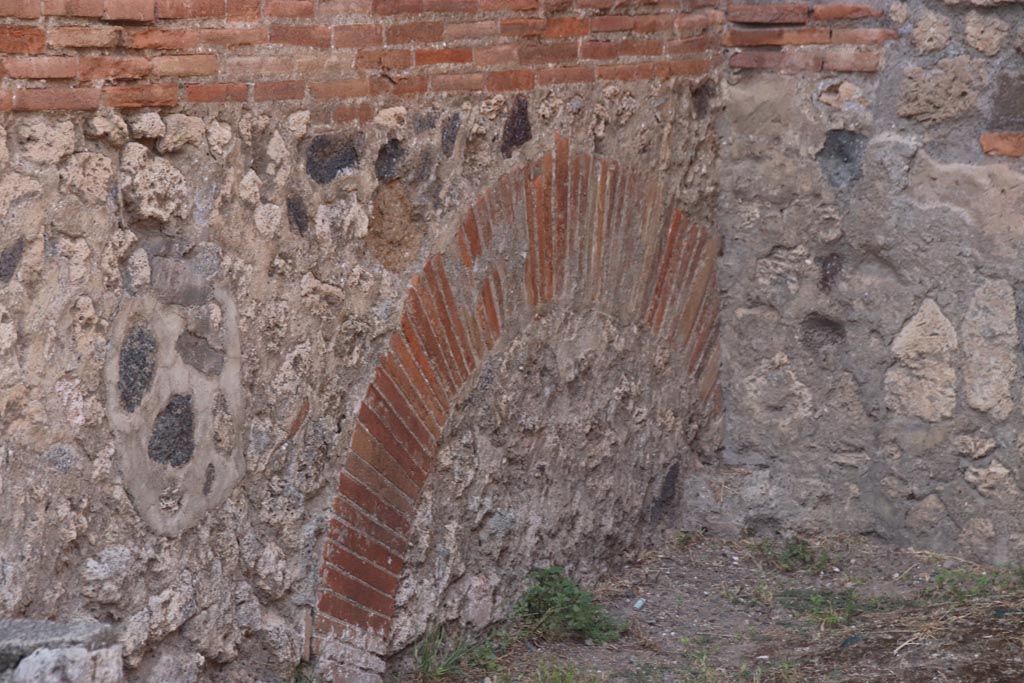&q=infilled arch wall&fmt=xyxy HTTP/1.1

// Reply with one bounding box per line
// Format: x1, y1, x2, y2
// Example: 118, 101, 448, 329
313, 133, 722, 677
